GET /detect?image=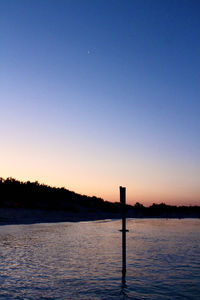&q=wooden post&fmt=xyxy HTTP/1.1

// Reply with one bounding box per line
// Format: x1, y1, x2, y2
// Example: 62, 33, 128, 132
120, 186, 127, 279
